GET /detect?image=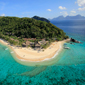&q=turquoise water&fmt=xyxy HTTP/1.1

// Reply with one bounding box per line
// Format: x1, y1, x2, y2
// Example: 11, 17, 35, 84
0, 20, 85, 85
